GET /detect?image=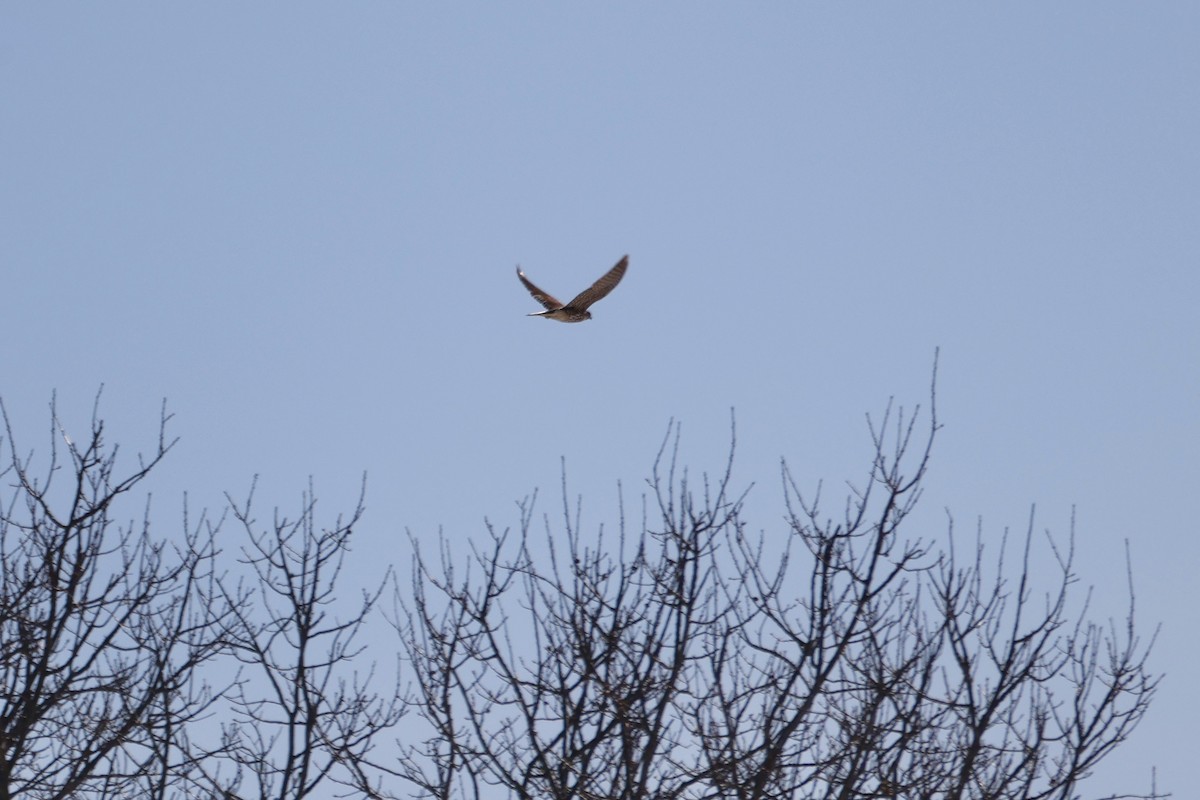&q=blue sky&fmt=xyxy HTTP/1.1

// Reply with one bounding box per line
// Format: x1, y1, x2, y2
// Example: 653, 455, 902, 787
2, 4, 1197, 794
